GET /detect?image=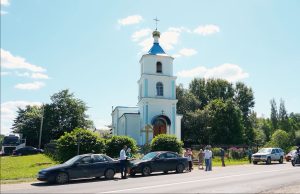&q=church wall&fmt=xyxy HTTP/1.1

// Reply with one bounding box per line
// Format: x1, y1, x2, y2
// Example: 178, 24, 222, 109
124, 114, 141, 145
140, 55, 174, 76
